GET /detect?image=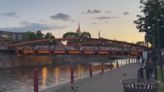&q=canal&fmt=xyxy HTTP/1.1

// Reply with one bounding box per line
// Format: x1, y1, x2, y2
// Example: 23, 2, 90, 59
0, 59, 135, 92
